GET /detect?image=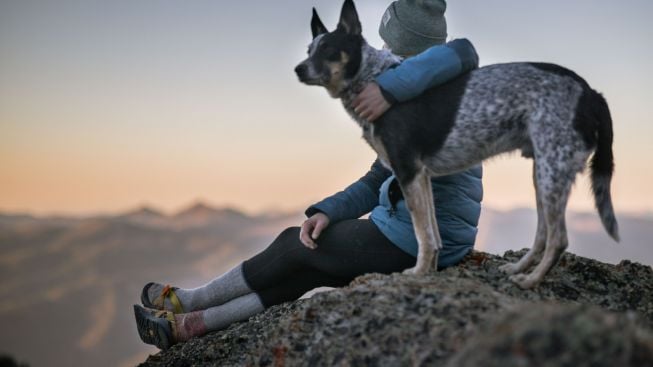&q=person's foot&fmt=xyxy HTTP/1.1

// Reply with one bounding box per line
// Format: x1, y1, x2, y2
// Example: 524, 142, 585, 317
133, 305, 176, 350
141, 282, 185, 313
134, 305, 208, 349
